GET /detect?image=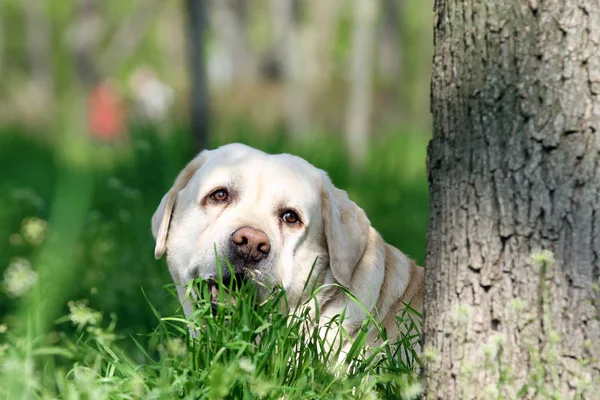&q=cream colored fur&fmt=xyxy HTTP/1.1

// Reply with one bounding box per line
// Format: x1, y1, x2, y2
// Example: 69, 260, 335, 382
151, 143, 423, 350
